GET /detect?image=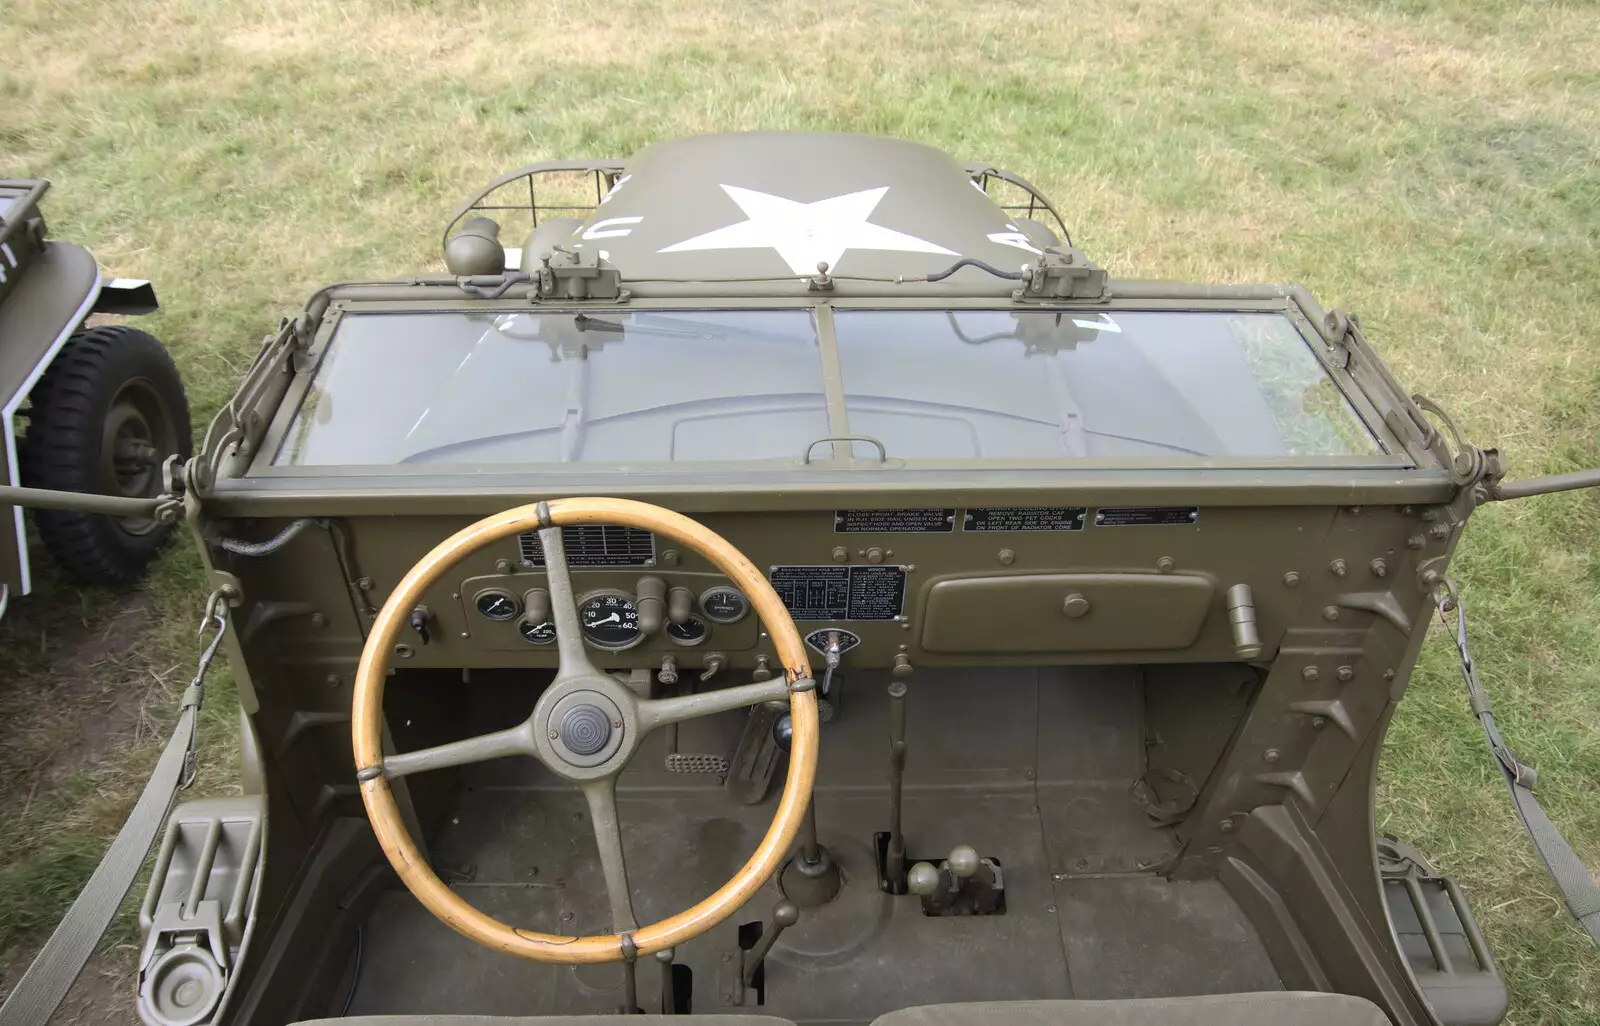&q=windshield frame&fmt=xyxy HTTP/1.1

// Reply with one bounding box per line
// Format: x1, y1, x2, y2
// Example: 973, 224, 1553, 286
245, 295, 1411, 479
